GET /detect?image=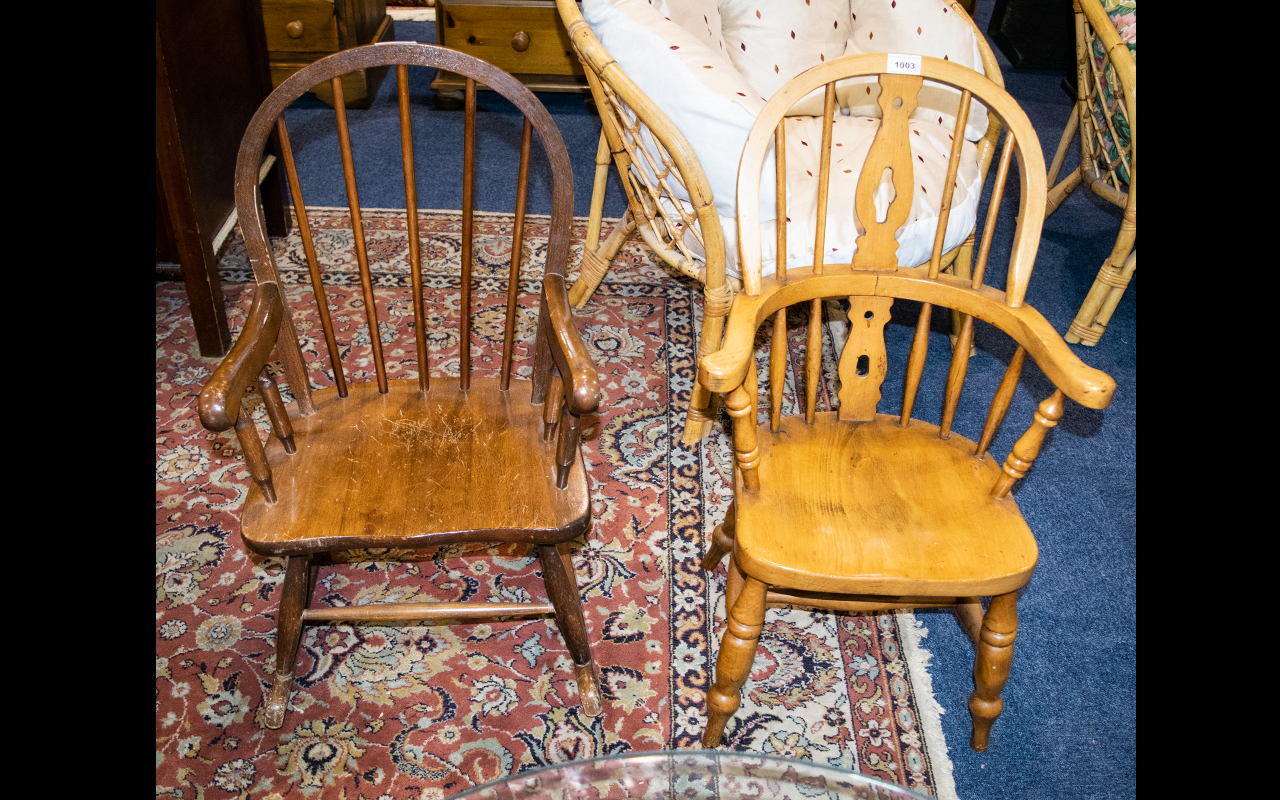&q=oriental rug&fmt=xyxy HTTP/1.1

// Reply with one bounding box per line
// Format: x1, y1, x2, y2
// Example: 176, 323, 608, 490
155, 208, 957, 799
